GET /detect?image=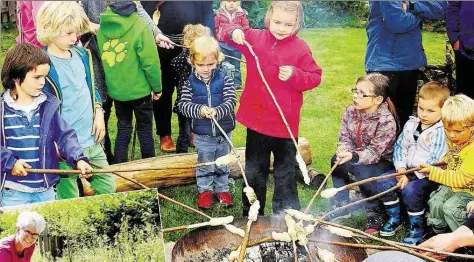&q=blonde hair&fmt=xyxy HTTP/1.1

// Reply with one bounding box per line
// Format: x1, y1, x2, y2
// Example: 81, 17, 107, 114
36, 1, 90, 46
220, 1, 243, 11
182, 24, 212, 48
189, 36, 224, 65
419, 81, 451, 107
441, 94, 474, 127
264, 1, 304, 34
